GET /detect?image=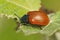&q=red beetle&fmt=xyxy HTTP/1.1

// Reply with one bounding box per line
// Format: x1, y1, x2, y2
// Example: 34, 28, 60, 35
28, 11, 50, 26
15, 10, 50, 30
20, 10, 50, 26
